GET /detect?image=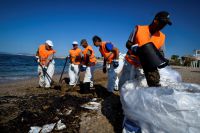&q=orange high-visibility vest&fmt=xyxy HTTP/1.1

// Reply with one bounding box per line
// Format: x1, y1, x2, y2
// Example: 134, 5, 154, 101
125, 50, 141, 67
125, 25, 165, 67
82, 45, 96, 66
69, 48, 82, 65
135, 25, 165, 49
99, 42, 115, 64
38, 44, 56, 65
